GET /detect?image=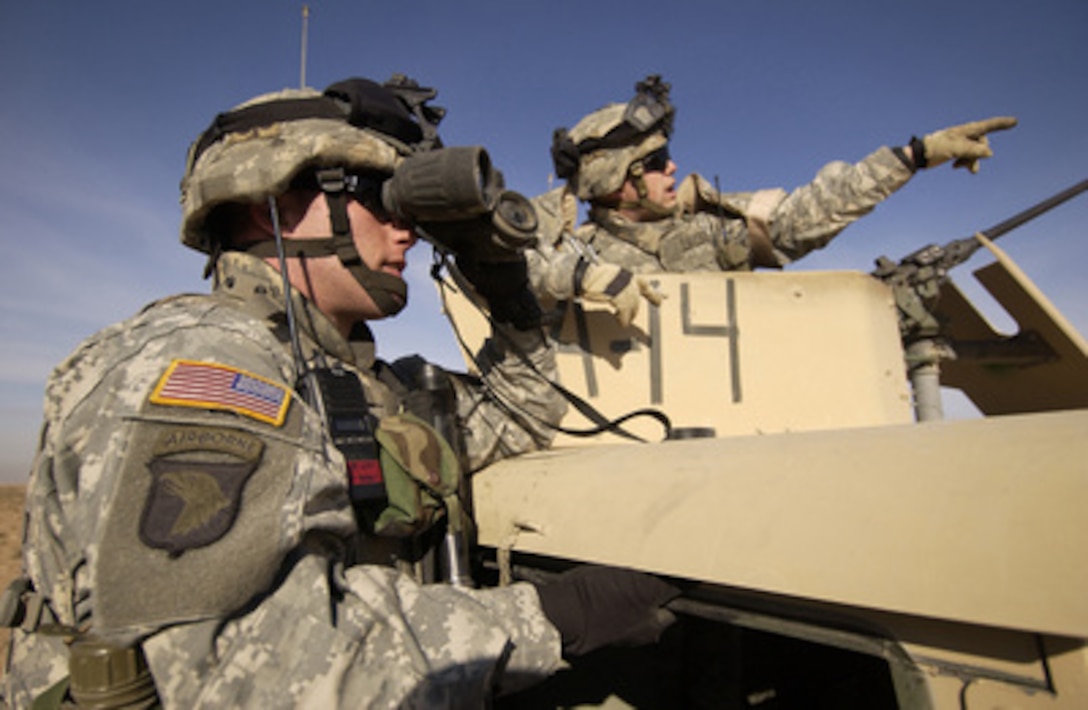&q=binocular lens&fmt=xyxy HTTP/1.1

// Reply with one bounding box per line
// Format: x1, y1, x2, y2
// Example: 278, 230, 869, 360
382, 146, 497, 223
492, 191, 538, 250
381, 145, 538, 258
